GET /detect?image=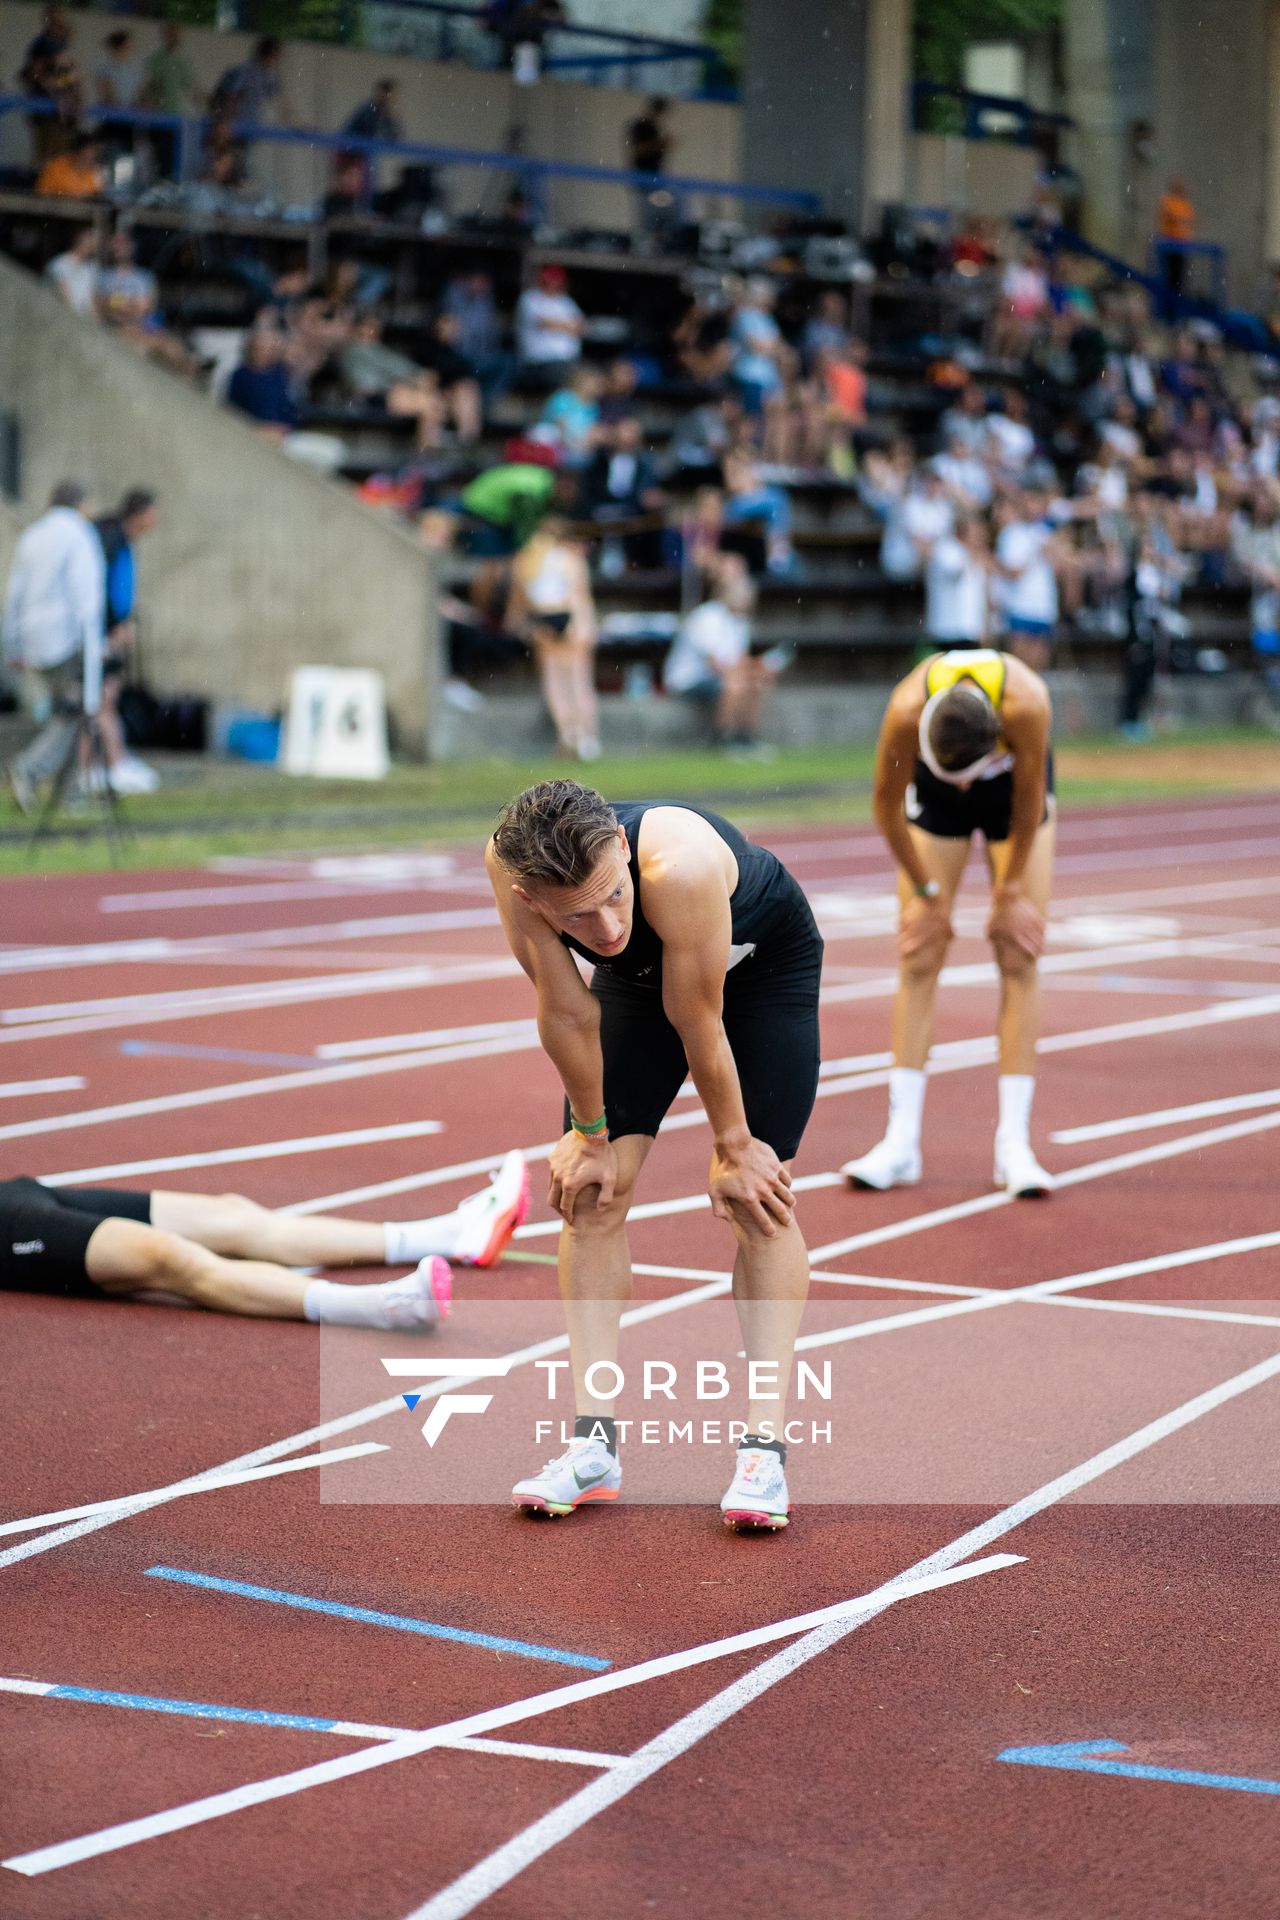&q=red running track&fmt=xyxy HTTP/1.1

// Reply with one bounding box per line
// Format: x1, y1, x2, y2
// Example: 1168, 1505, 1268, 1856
1, 791, 1280, 1918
